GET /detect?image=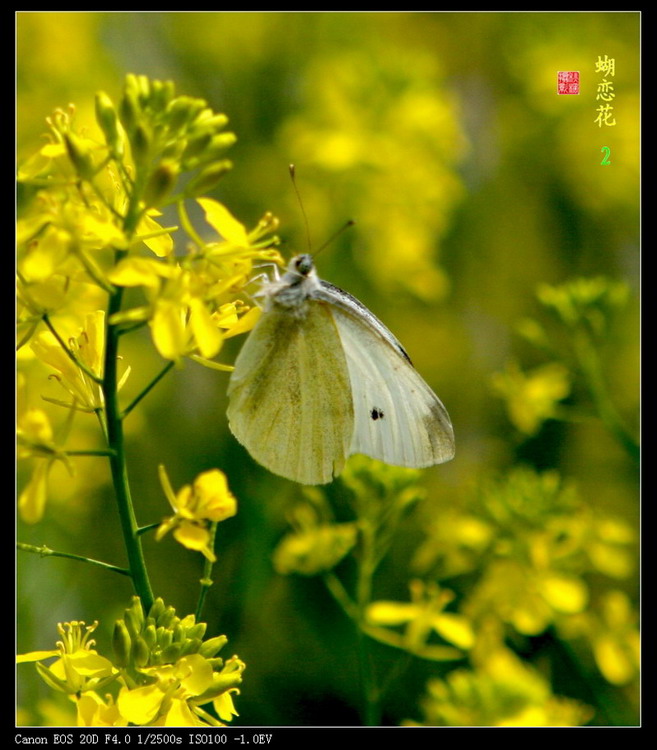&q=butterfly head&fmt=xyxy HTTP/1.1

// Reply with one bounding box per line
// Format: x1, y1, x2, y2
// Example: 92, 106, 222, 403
288, 253, 315, 279
265, 253, 320, 311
